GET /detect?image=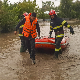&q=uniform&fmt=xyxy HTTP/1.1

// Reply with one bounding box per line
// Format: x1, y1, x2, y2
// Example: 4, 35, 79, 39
49, 10, 74, 58
15, 12, 40, 64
